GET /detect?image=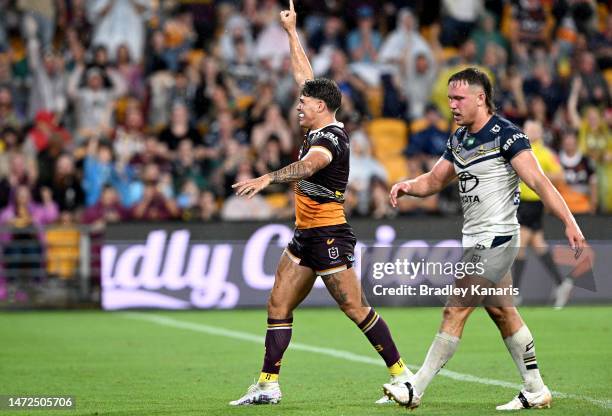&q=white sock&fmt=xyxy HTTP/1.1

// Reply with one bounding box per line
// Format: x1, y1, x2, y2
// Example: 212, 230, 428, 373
412, 332, 460, 395
503, 325, 545, 393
